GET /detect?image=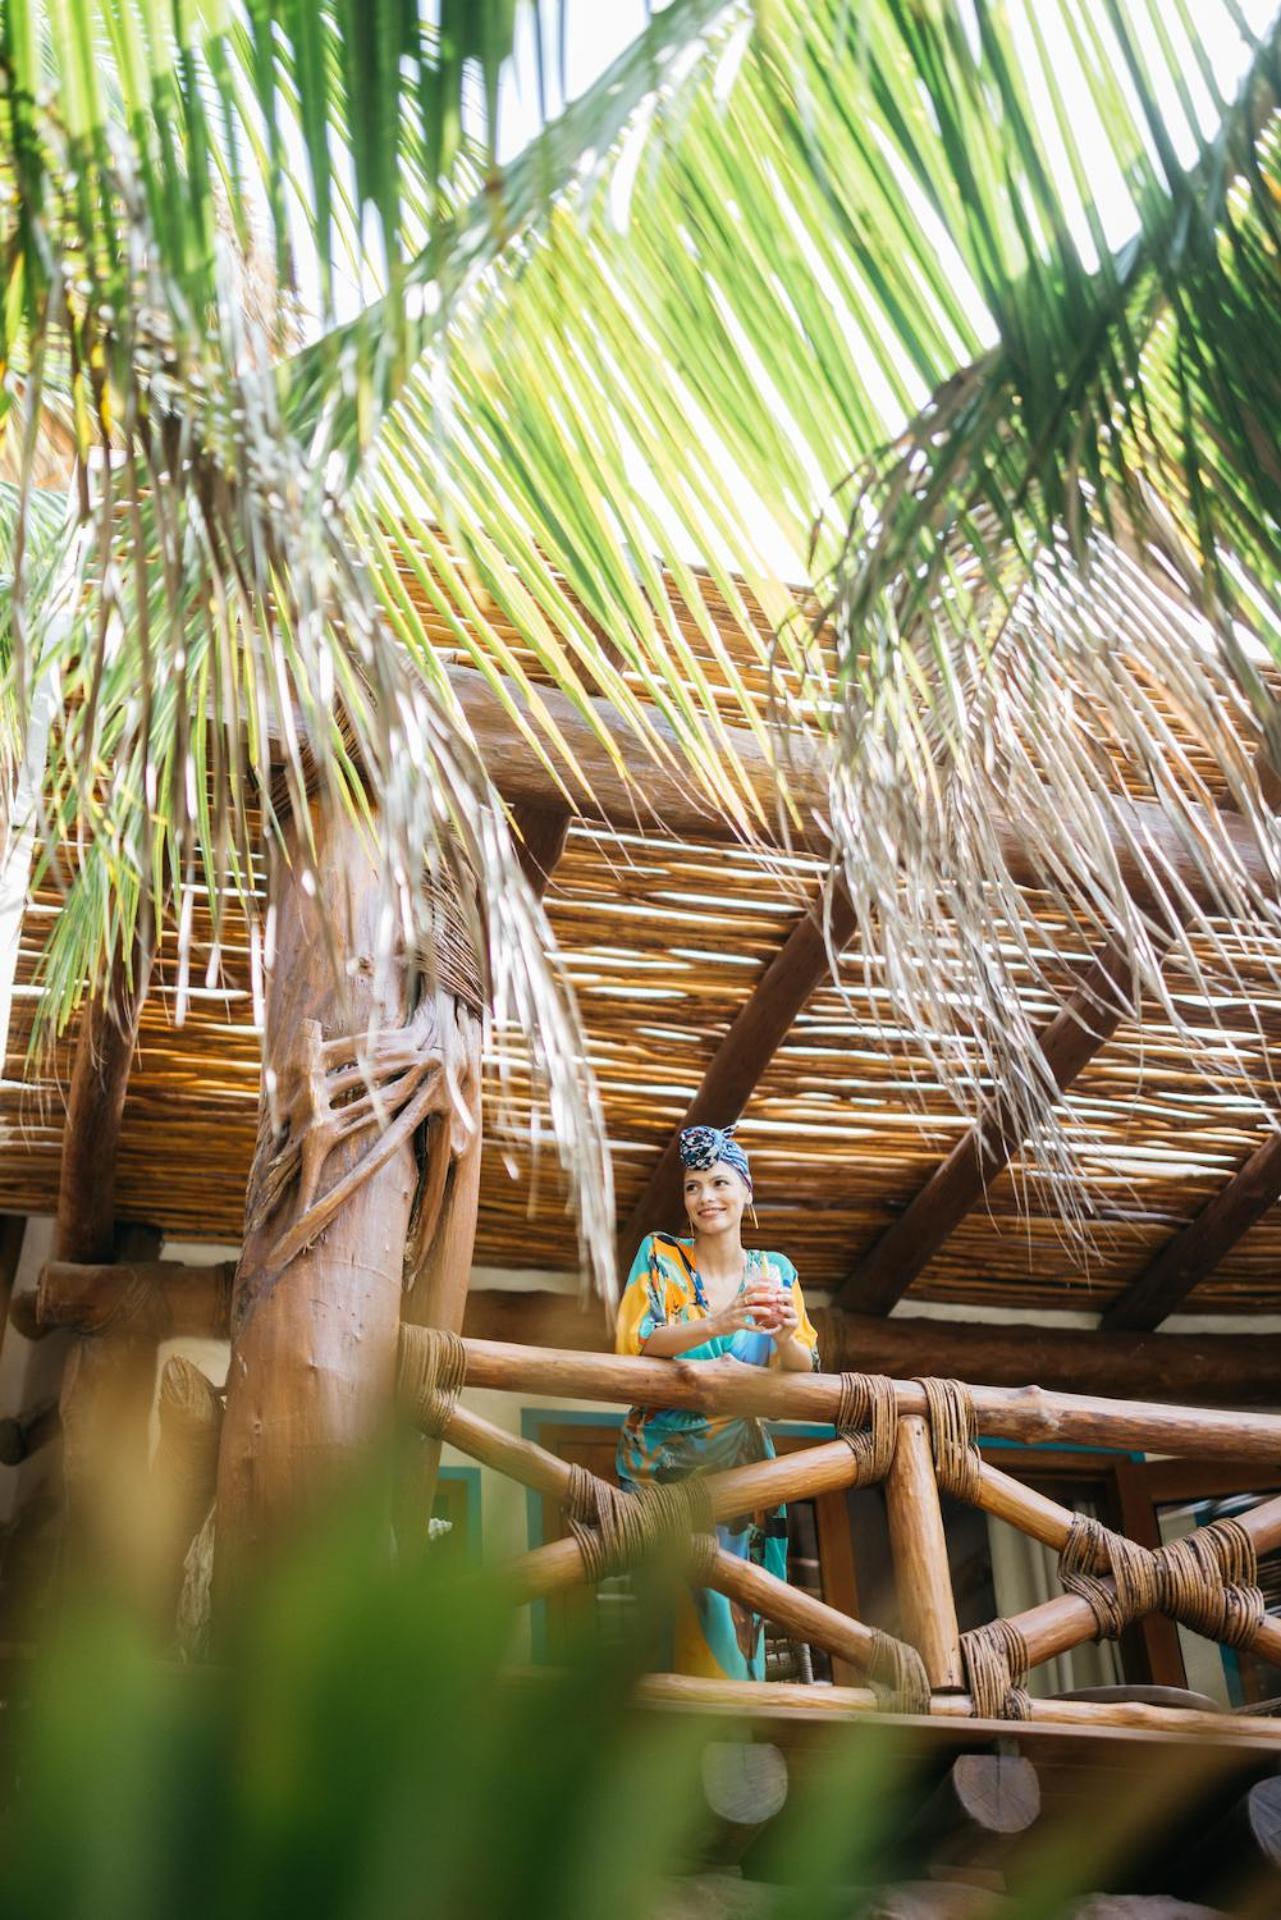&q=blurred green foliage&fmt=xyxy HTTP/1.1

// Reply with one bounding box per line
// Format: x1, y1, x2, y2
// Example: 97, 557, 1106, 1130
0, 1469, 1254, 1920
